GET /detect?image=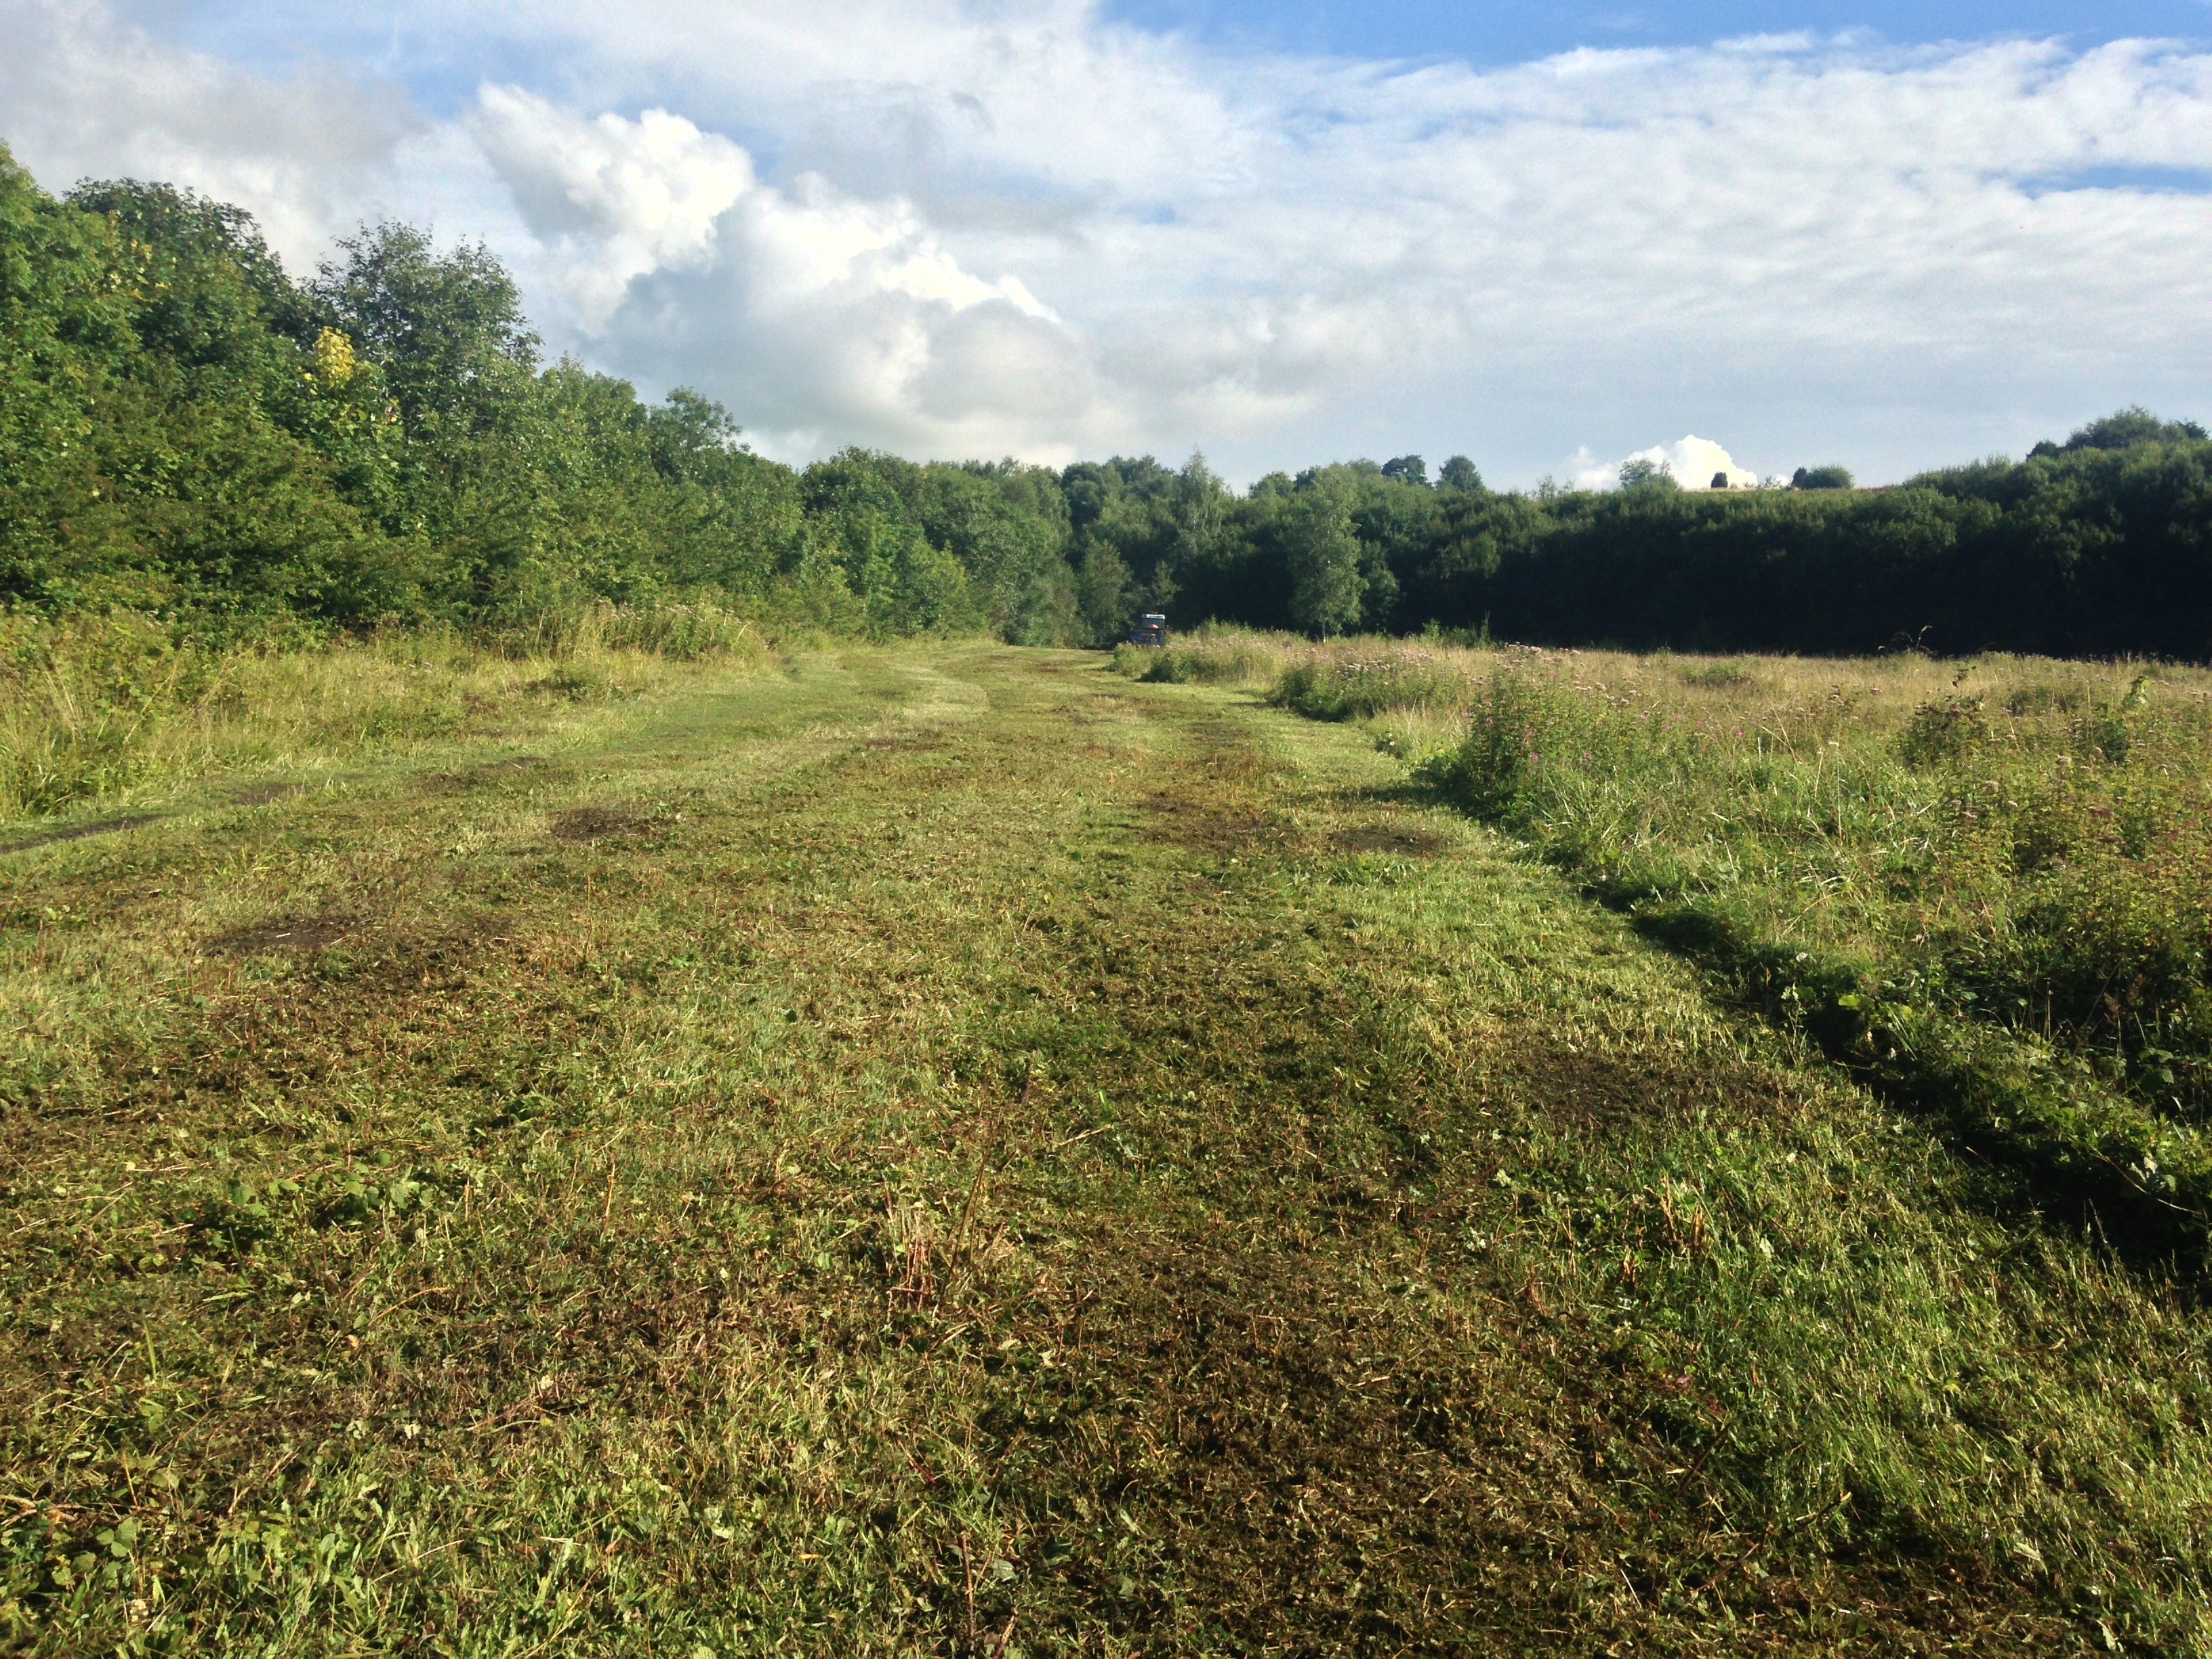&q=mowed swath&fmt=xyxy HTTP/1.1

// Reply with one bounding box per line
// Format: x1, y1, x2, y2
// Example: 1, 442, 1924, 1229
1, 645, 2207, 1654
